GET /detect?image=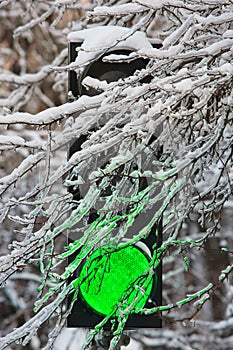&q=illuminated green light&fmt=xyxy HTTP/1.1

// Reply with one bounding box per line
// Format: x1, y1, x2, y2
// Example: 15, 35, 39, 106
79, 245, 155, 316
